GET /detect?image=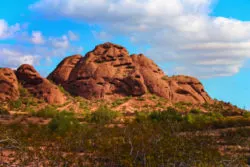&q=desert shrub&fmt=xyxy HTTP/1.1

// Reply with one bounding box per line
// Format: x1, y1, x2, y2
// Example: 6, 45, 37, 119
135, 111, 150, 122
48, 110, 80, 135
19, 86, 29, 97
58, 85, 70, 96
111, 96, 131, 107
243, 112, 250, 118
21, 97, 37, 107
0, 117, 247, 166
175, 102, 192, 111
85, 105, 120, 124
189, 108, 202, 114
32, 105, 58, 118
92, 122, 238, 166
24, 106, 35, 113
182, 112, 225, 130
149, 107, 183, 122
75, 97, 90, 113
185, 114, 211, 129
0, 107, 10, 115
136, 96, 145, 101
150, 94, 158, 100
9, 99, 22, 110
